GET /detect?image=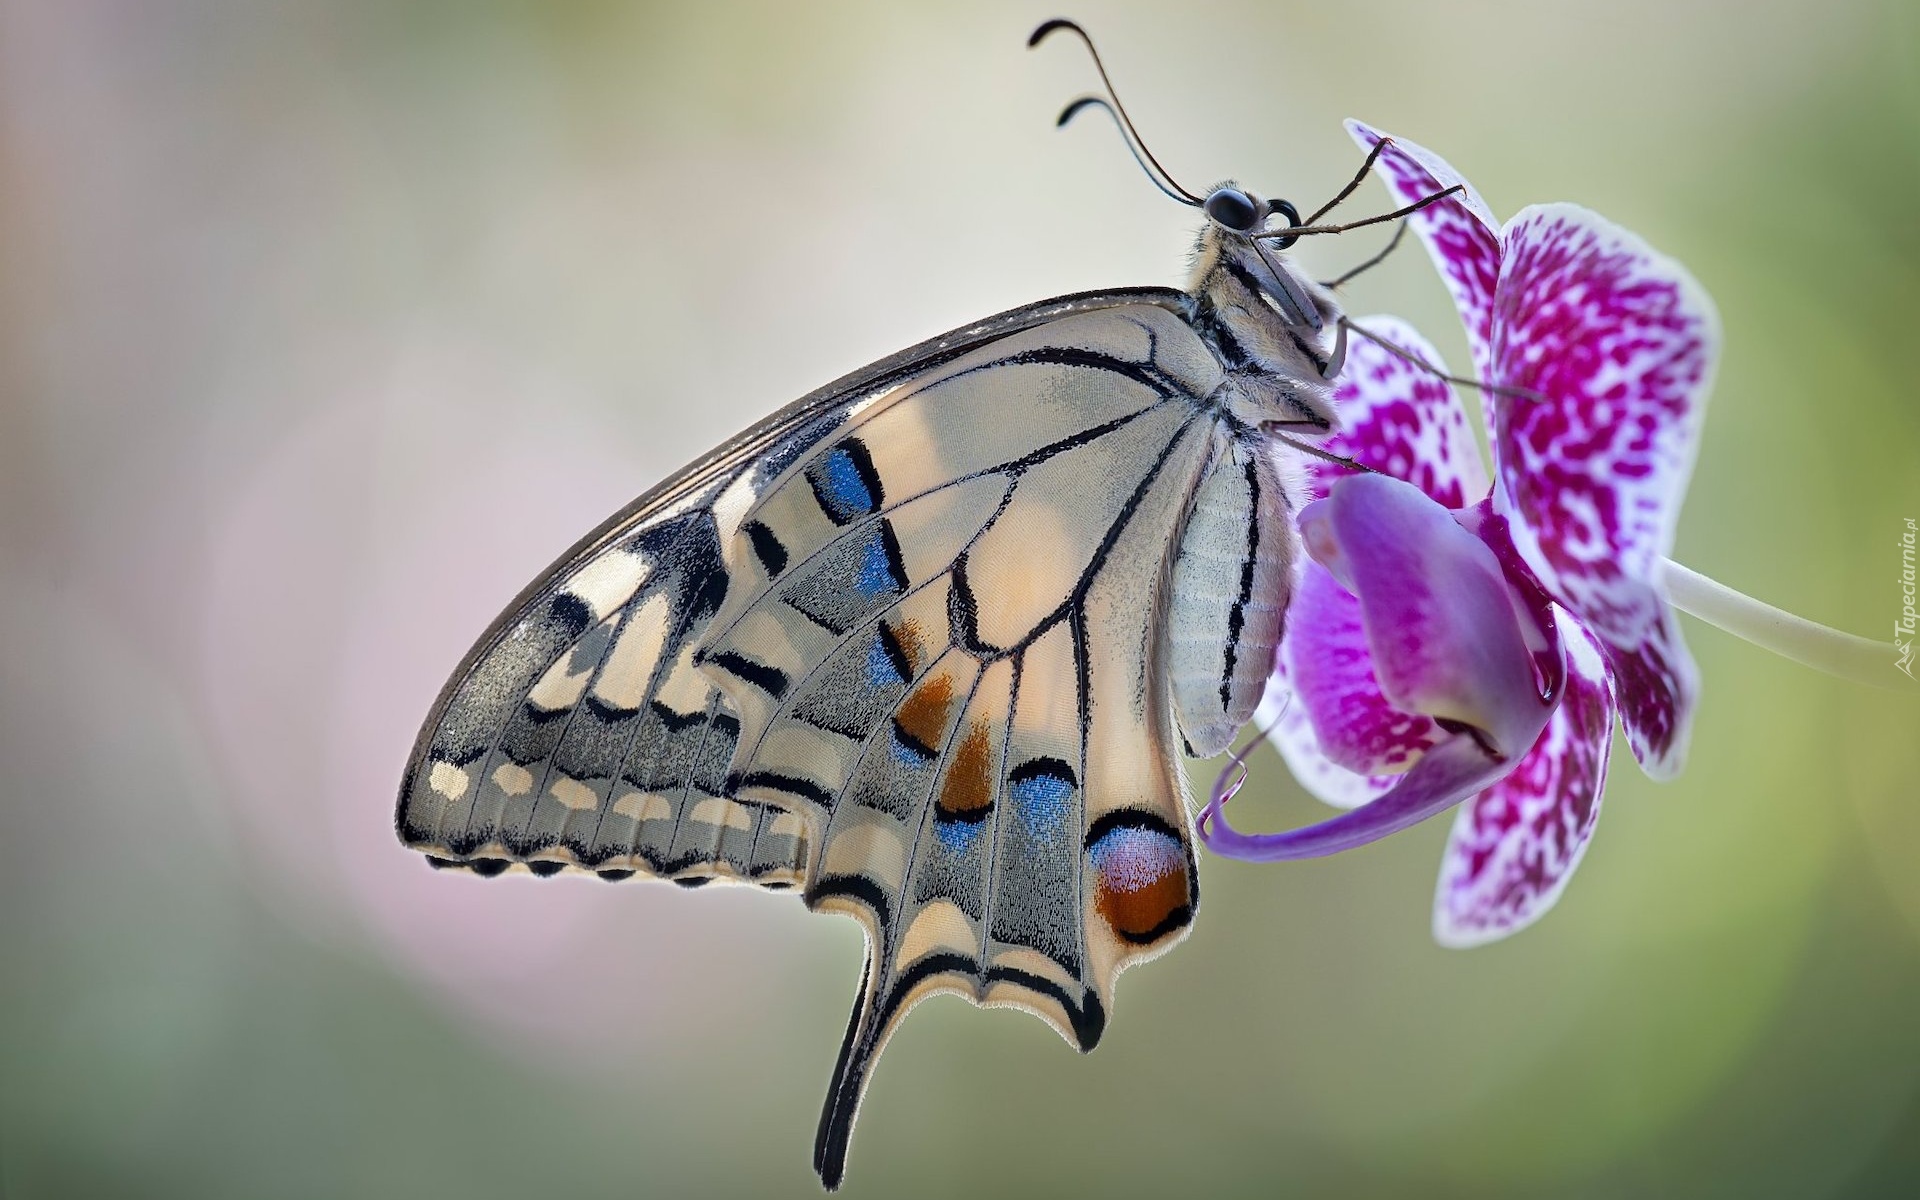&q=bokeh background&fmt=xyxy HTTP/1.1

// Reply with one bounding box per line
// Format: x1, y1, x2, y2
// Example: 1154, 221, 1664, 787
4, 1, 1919, 1196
